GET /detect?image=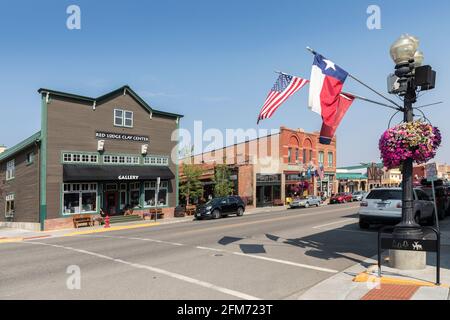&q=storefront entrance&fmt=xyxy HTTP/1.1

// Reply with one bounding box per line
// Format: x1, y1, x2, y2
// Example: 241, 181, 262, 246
105, 191, 119, 215
256, 174, 281, 207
